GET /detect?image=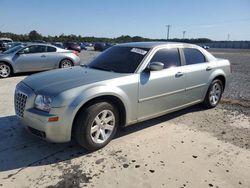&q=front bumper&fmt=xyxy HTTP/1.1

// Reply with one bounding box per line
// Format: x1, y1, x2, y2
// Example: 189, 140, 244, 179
18, 108, 71, 143
15, 82, 72, 143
